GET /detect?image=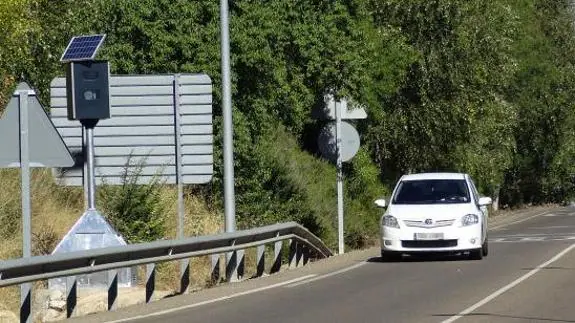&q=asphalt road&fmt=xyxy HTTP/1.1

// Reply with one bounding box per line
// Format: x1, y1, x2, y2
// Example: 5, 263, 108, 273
72, 207, 575, 323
